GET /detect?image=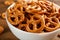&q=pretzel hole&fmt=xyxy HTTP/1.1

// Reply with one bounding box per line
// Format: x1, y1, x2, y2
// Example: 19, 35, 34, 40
21, 18, 27, 24
37, 22, 41, 29
14, 24, 19, 27
29, 13, 34, 16
59, 18, 60, 21
24, 12, 31, 20
47, 7, 52, 13
45, 18, 50, 24
21, 20, 27, 24
23, 7, 25, 11
21, 26, 26, 31
56, 14, 59, 18
44, 13, 50, 17
58, 9, 60, 13
33, 17, 40, 20
11, 17, 15, 22
18, 15, 21, 20
17, 7, 21, 11
11, 12, 14, 15
52, 18, 57, 23
27, 3, 30, 5
43, 29, 48, 32
29, 24, 33, 30
35, 7, 38, 9
49, 24, 55, 28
